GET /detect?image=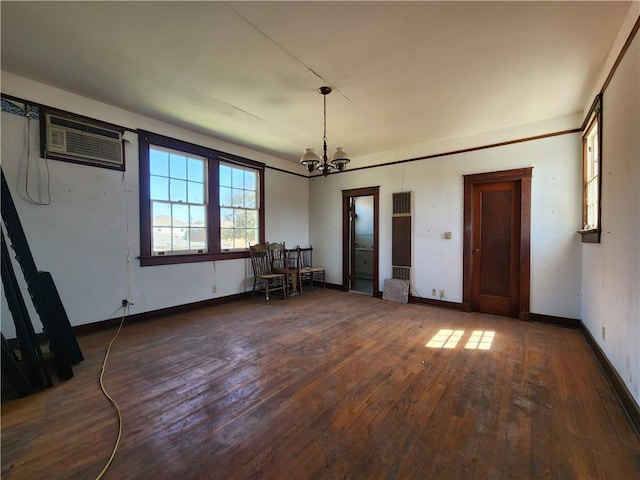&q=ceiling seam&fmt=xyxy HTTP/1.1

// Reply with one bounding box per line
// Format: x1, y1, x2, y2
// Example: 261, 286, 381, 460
224, 2, 351, 102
